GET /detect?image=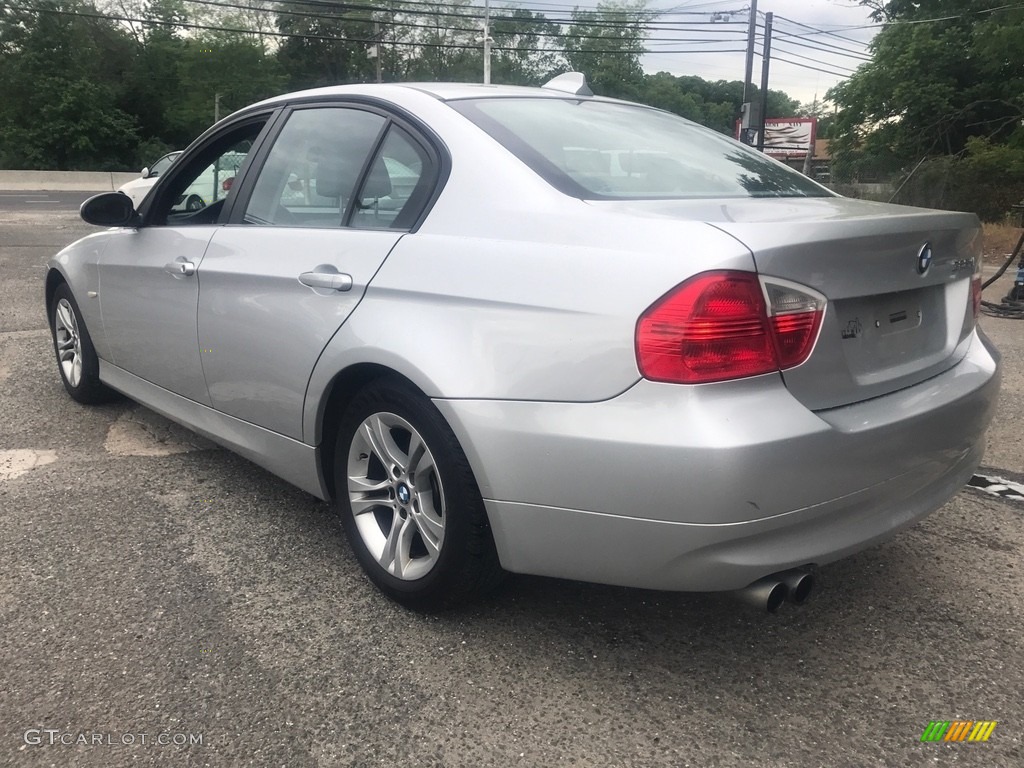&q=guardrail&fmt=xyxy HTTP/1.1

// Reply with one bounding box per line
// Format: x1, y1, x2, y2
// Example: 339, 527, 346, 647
0, 170, 138, 191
